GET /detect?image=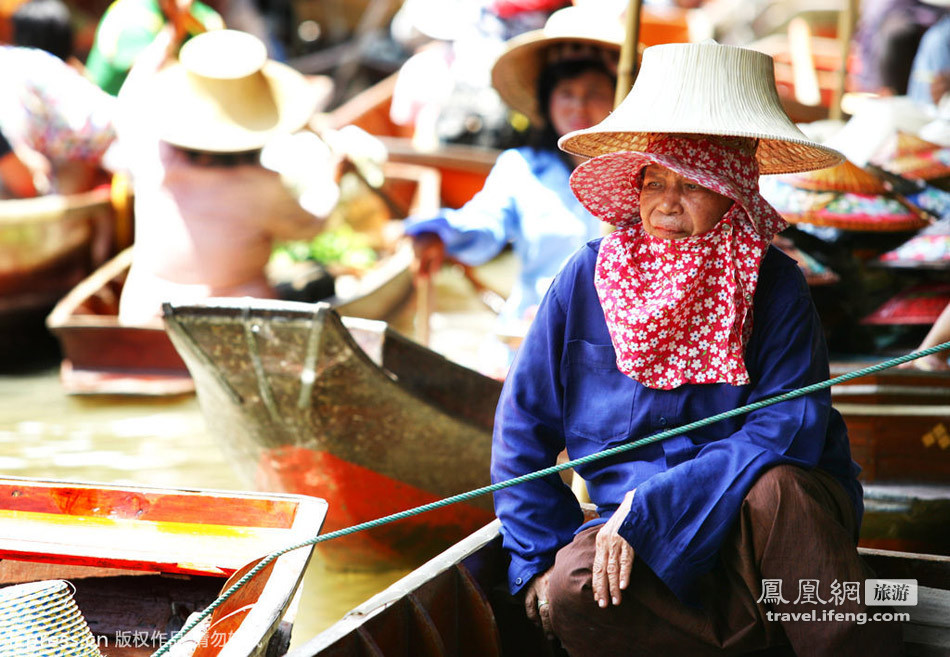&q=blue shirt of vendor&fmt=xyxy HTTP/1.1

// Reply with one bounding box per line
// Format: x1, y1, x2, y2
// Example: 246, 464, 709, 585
404, 146, 602, 334
491, 238, 862, 603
